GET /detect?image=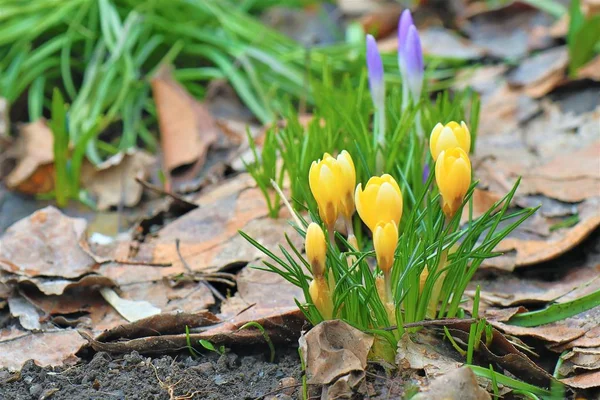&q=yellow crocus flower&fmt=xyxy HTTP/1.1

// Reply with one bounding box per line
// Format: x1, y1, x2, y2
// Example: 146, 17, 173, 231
309, 278, 333, 319
305, 223, 326, 277
309, 154, 341, 228
336, 150, 356, 220
429, 121, 471, 161
355, 174, 403, 232
373, 221, 398, 275
435, 148, 472, 218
